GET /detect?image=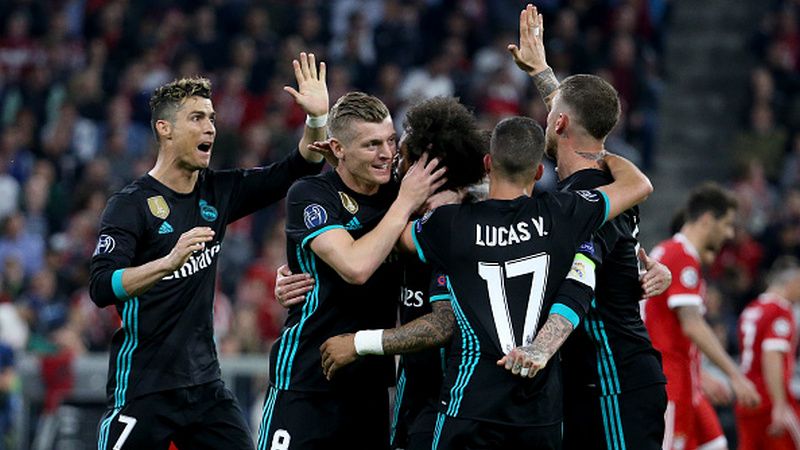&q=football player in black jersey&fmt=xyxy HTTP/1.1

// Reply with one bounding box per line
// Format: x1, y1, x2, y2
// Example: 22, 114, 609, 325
323, 116, 652, 449
89, 53, 328, 450
508, 5, 672, 449
256, 91, 445, 450
275, 96, 488, 450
